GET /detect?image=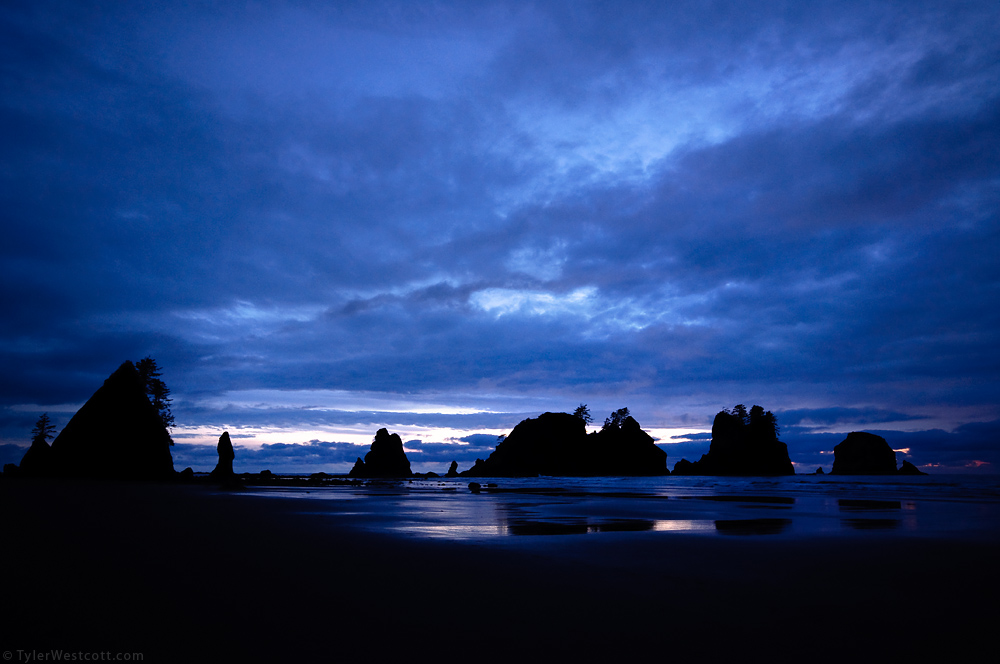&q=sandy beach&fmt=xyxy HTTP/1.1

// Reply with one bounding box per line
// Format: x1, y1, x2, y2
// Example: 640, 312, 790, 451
4, 478, 998, 663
